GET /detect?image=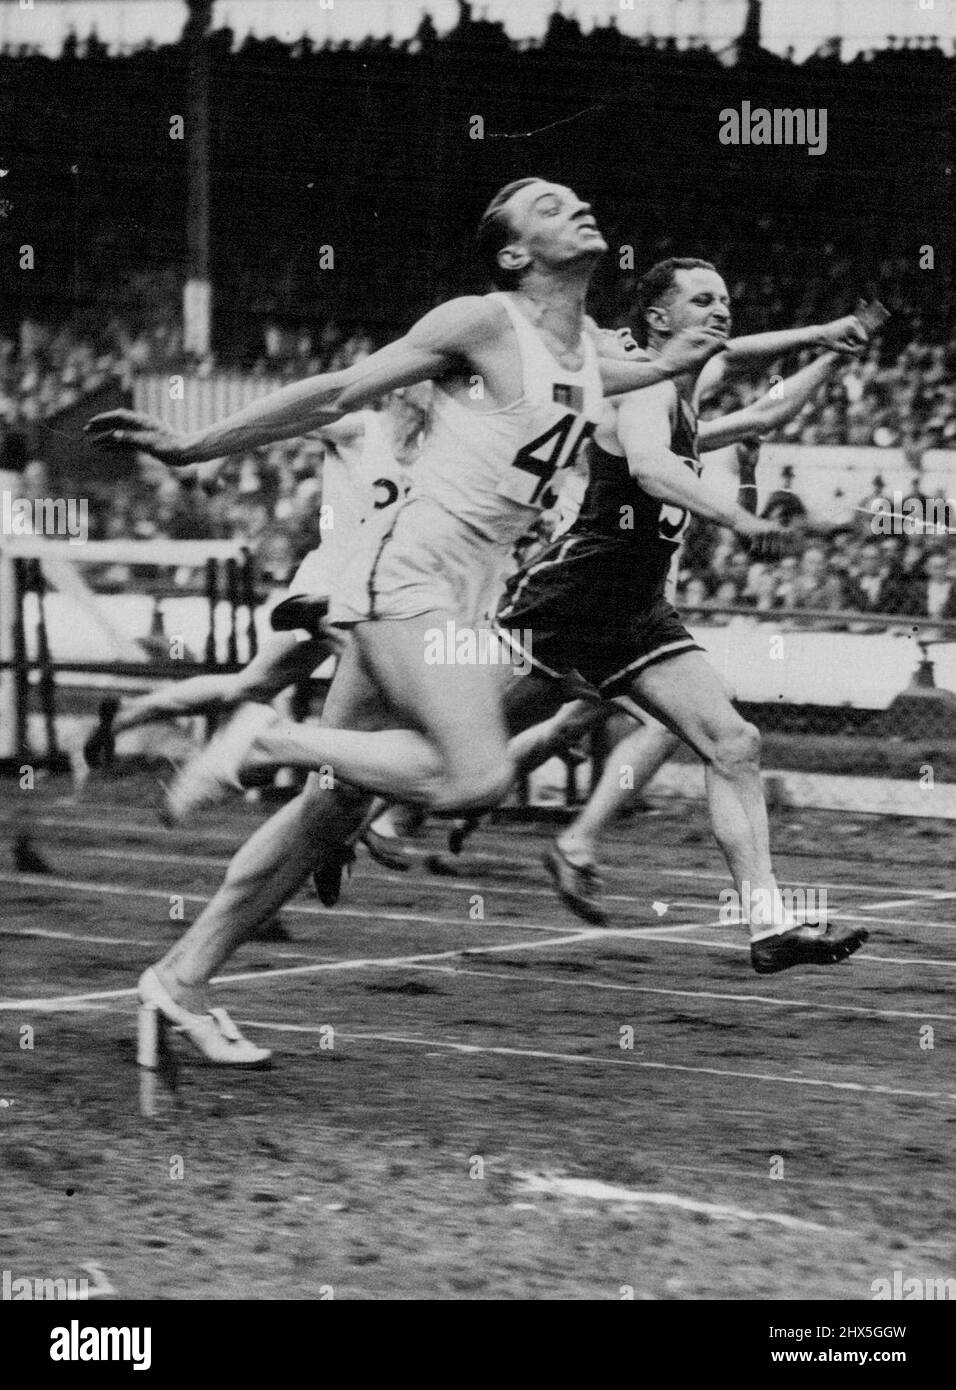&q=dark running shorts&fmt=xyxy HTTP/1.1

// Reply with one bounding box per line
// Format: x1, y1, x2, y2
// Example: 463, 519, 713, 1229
495, 533, 701, 699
